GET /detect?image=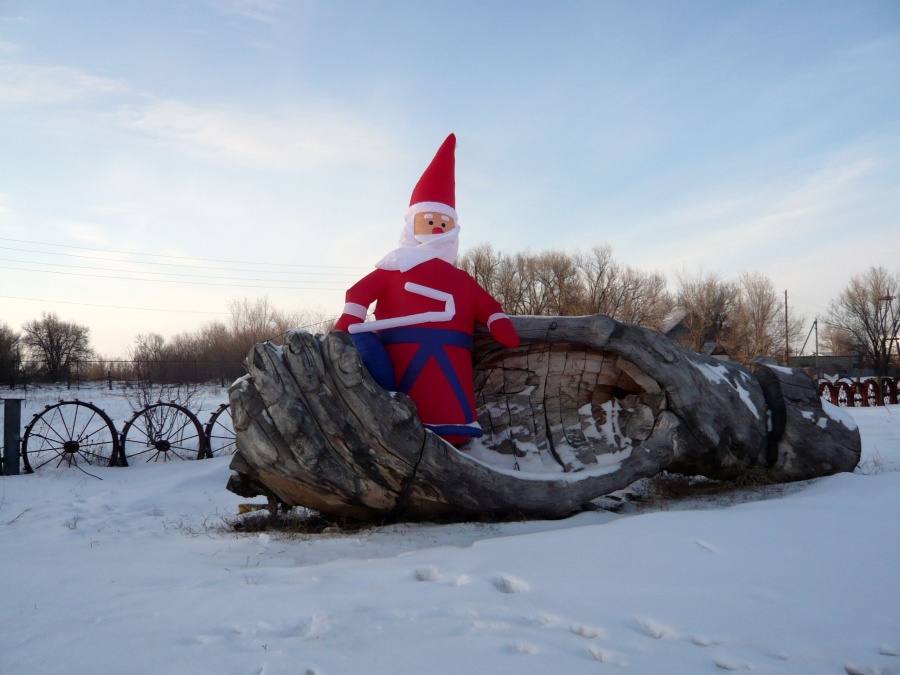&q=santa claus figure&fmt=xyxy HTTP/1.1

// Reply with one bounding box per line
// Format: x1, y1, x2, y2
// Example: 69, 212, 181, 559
334, 134, 519, 445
